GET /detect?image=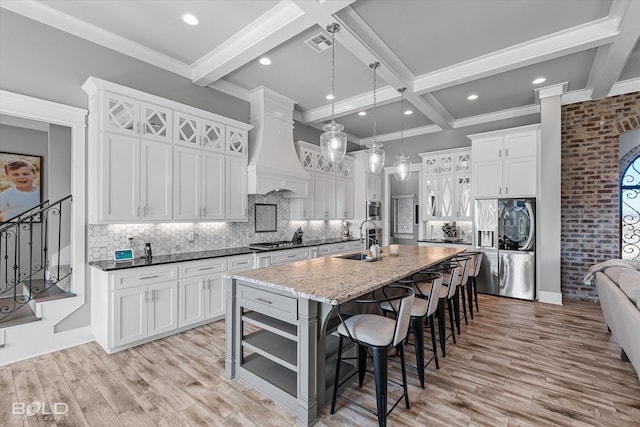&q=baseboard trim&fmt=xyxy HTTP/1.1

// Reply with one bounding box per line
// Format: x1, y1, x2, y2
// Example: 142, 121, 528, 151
0, 325, 94, 366
538, 291, 563, 305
